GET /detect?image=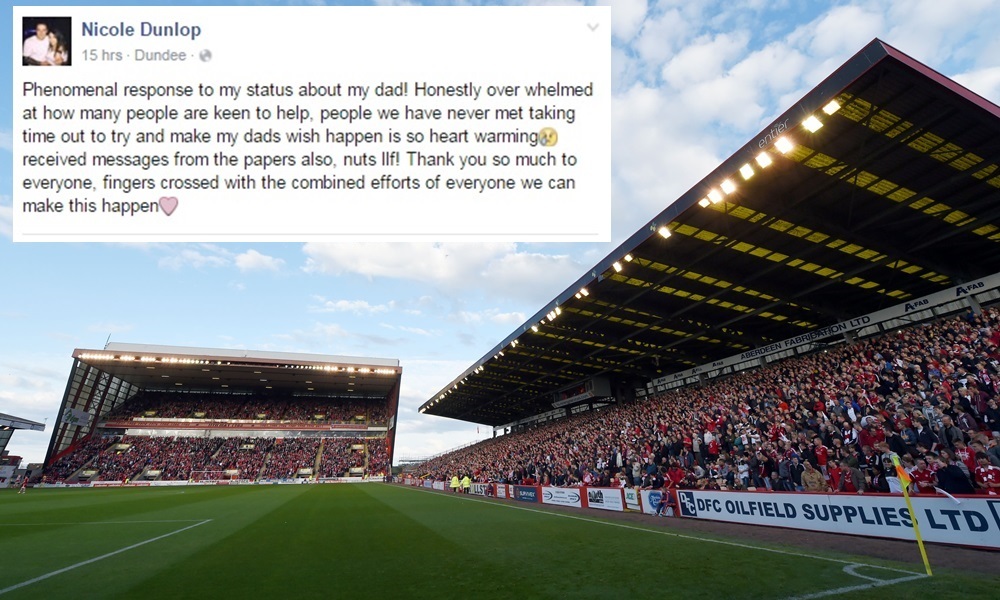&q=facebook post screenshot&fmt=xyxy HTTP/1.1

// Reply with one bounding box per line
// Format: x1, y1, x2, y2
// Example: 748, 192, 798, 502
13, 5, 610, 242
